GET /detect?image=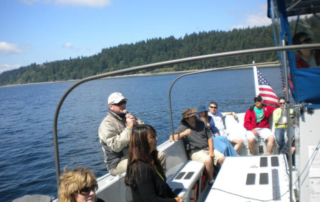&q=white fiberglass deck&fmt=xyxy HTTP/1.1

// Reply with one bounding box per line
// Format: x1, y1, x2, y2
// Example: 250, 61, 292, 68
206, 155, 291, 202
